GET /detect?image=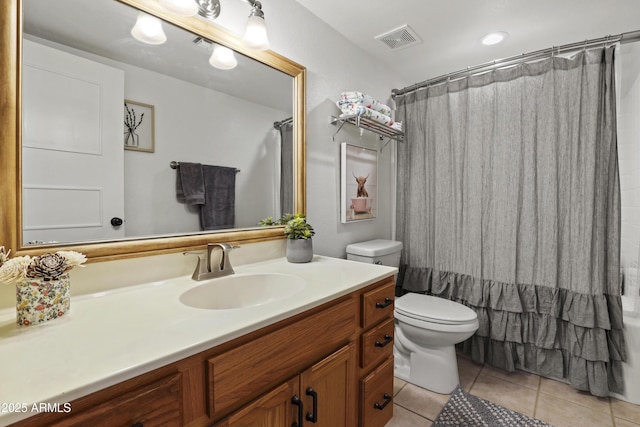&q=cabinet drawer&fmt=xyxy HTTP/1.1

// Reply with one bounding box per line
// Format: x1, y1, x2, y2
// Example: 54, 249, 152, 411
361, 279, 395, 329
360, 317, 394, 369
208, 297, 357, 419
52, 373, 182, 427
360, 357, 394, 427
